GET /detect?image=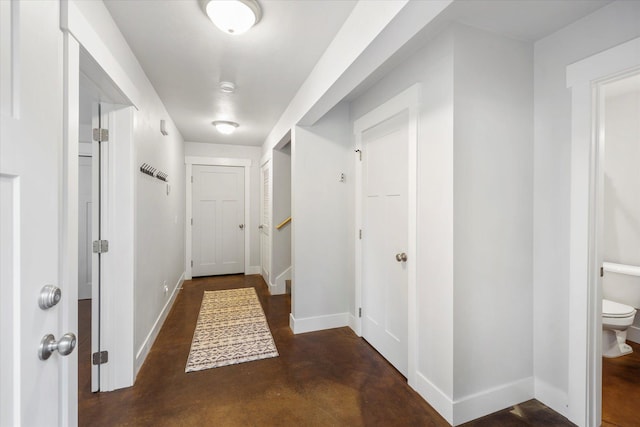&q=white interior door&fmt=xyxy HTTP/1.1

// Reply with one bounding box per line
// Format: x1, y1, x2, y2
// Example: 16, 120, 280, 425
361, 112, 409, 377
0, 1, 72, 424
91, 102, 110, 391
78, 155, 93, 300
192, 165, 245, 276
260, 161, 272, 282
